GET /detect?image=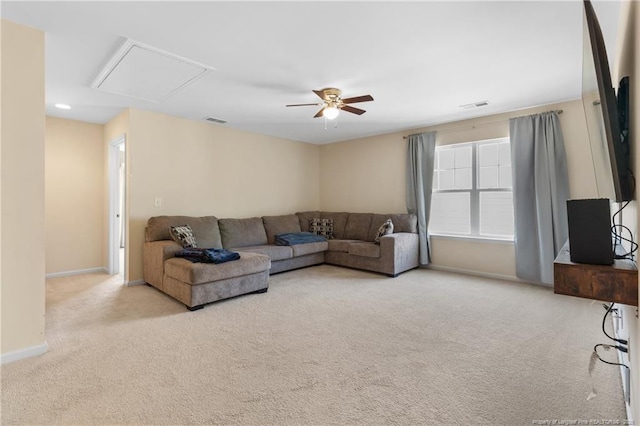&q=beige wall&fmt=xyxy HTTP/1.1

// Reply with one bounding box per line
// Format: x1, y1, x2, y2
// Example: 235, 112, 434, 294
320, 99, 597, 279
320, 132, 407, 213
614, 0, 638, 422
430, 236, 517, 278
0, 20, 46, 356
45, 117, 105, 274
125, 109, 320, 282
104, 109, 130, 145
